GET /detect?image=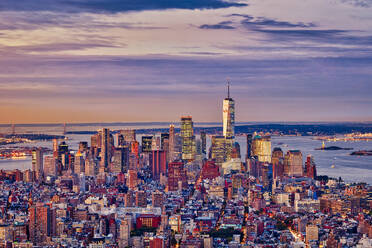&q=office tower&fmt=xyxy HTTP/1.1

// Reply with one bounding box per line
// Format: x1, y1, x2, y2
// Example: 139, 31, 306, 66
53, 139, 59, 159
78, 141, 88, 153
163, 138, 169, 162
284, 150, 303, 177
200, 131, 207, 155
168, 161, 187, 191
142, 135, 153, 153
136, 191, 147, 207
85, 156, 97, 176
131, 141, 139, 154
120, 129, 136, 144
32, 148, 43, 182
127, 170, 138, 189
151, 150, 167, 180
116, 133, 124, 147
196, 138, 202, 155
161, 133, 169, 150
110, 147, 128, 173
272, 147, 284, 179
152, 191, 164, 208
181, 116, 195, 161
246, 134, 253, 159
305, 155, 317, 179
252, 135, 271, 163
43, 155, 58, 177
201, 160, 220, 180
58, 141, 69, 170
306, 225, 319, 243
74, 152, 85, 175
90, 132, 101, 157
29, 204, 56, 244
232, 142, 241, 159
223, 81, 235, 139
100, 128, 110, 170
79, 173, 86, 192
151, 136, 160, 150
211, 135, 226, 166
119, 220, 130, 247
168, 125, 176, 162
91, 133, 101, 148
124, 190, 135, 207
129, 153, 139, 170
